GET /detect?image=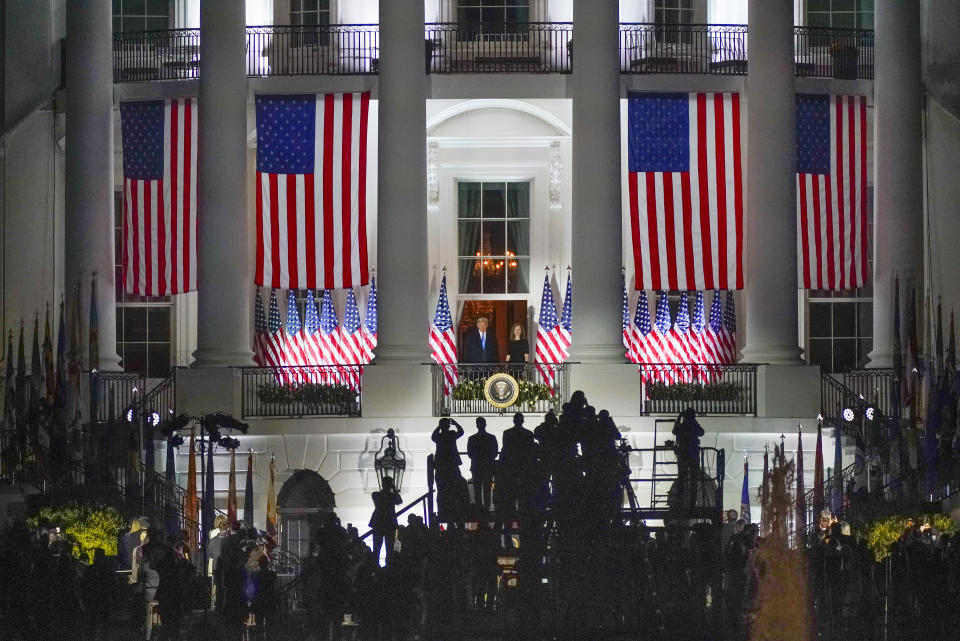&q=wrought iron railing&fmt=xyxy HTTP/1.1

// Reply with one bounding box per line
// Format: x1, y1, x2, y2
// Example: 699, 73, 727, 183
619, 23, 748, 74
91, 371, 144, 423
247, 24, 380, 76
133, 368, 177, 425
793, 25, 874, 79
844, 368, 894, 417
424, 22, 572, 73
113, 28, 200, 82
820, 372, 869, 428
241, 366, 362, 418
638, 363, 757, 415
431, 363, 567, 416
